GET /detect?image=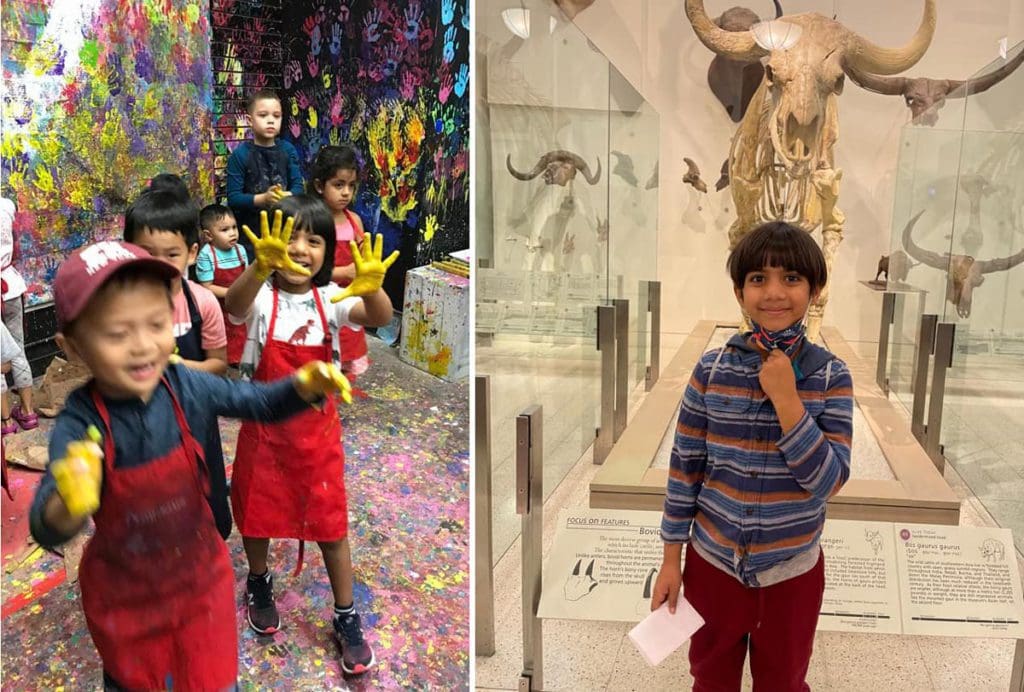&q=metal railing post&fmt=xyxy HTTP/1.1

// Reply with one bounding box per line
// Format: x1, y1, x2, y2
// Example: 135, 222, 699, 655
911, 314, 937, 444
924, 323, 956, 472
613, 298, 629, 440
474, 376, 495, 656
646, 281, 661, 391
876, 291, 896, 393
595, 304, 615, 464
516, 406, 543, 691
